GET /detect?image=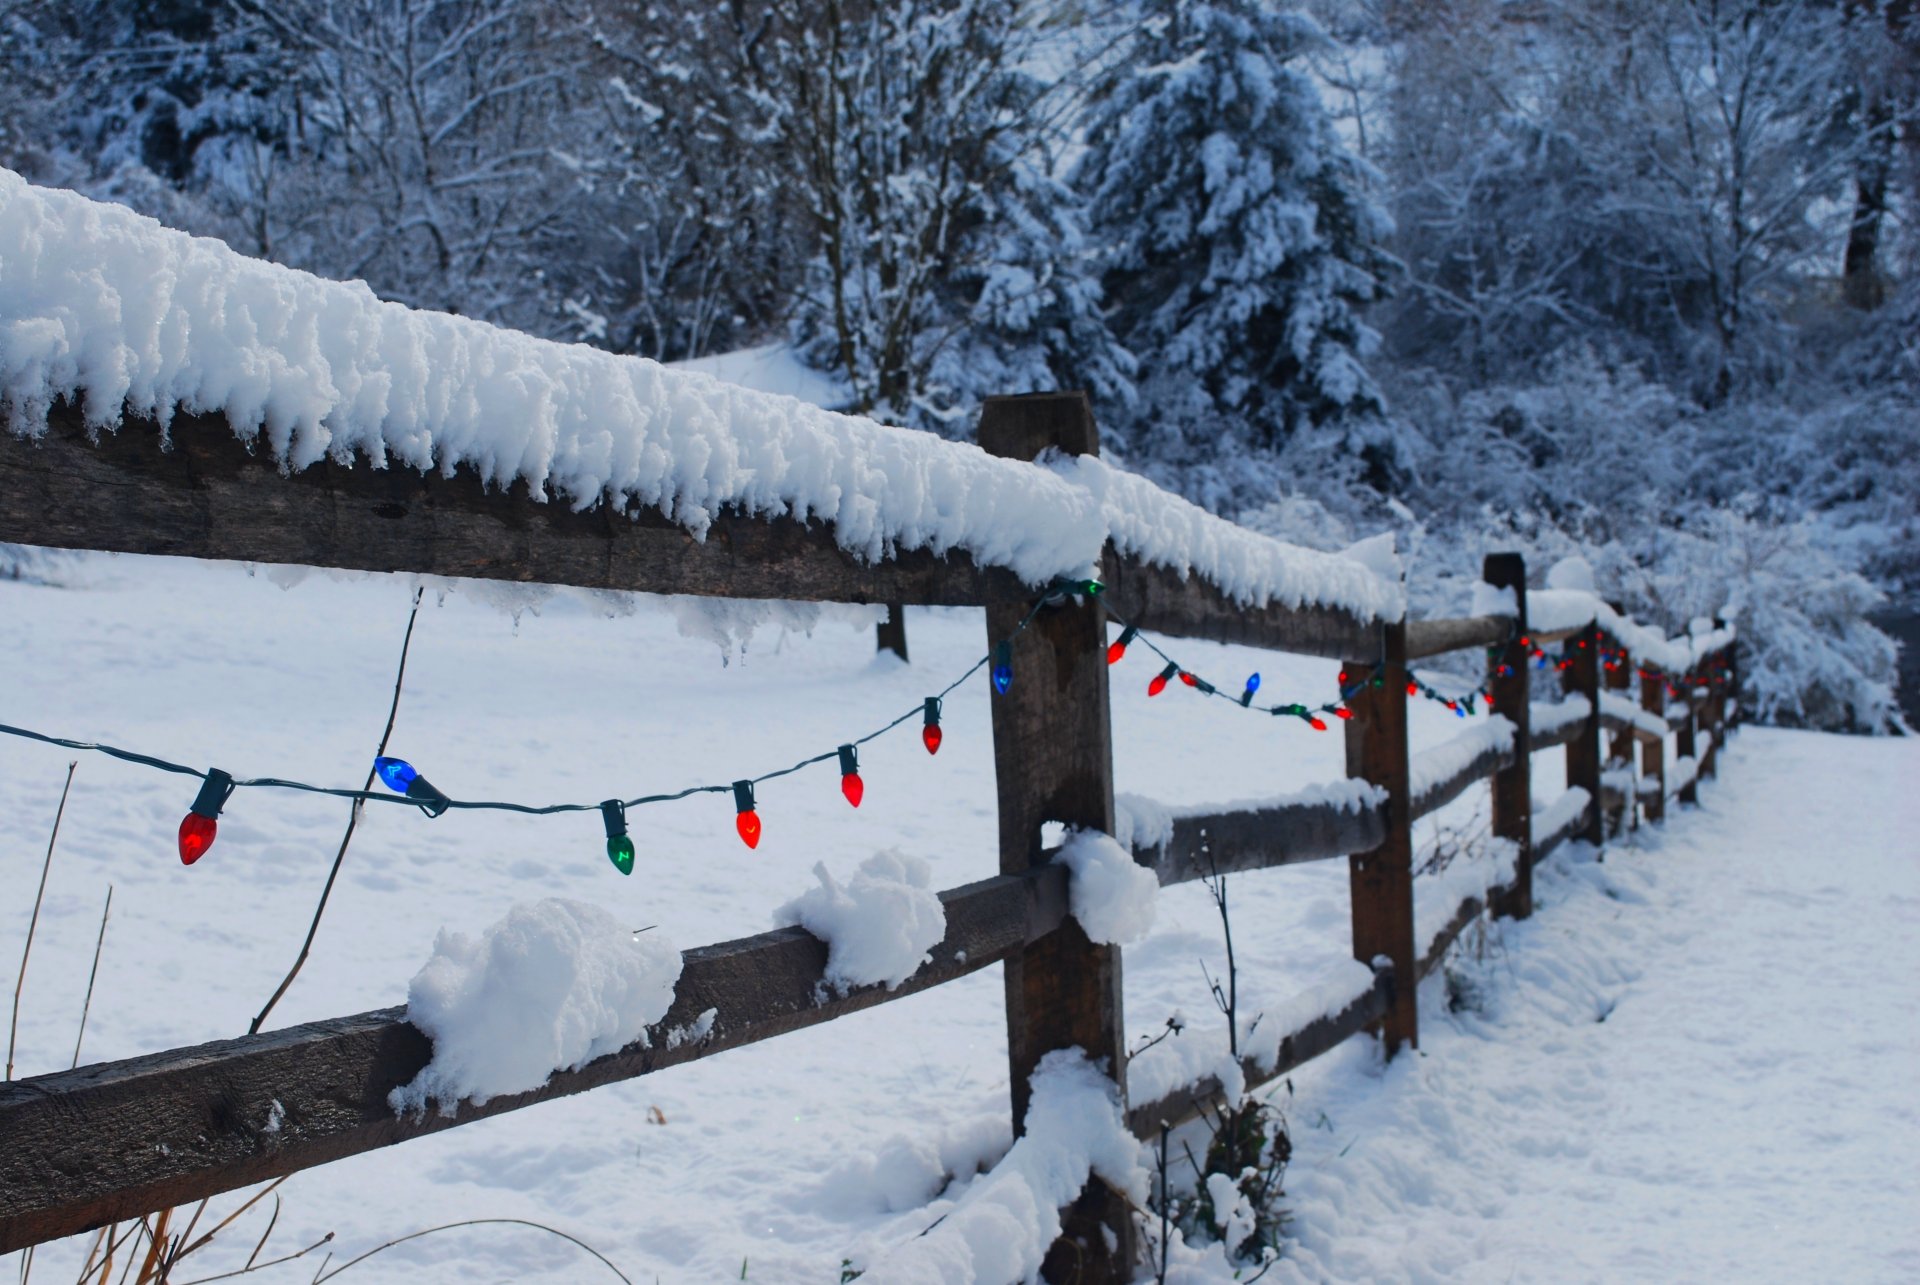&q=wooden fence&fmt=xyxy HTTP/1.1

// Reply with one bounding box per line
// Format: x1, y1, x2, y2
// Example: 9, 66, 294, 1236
0, 392, 1736, 1278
